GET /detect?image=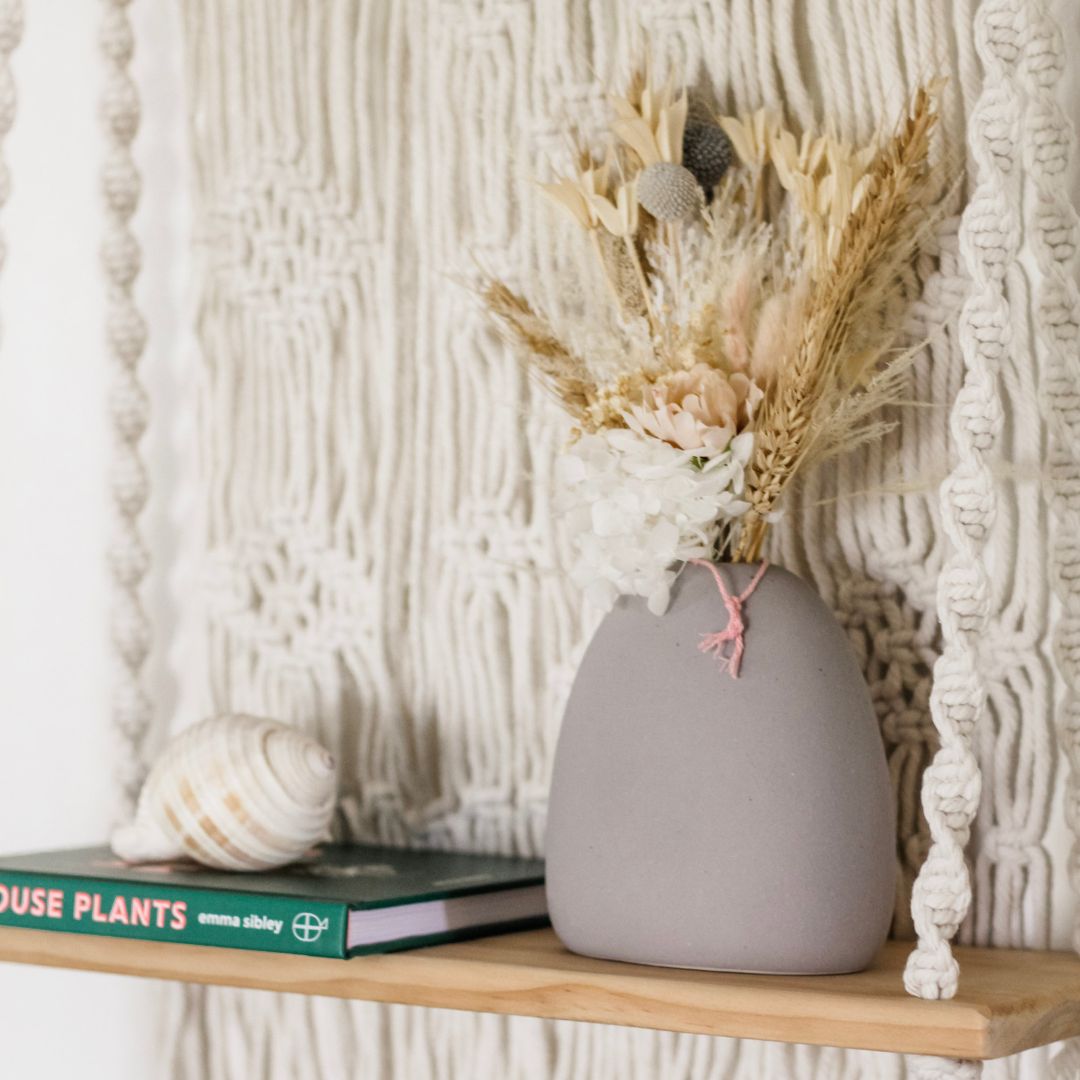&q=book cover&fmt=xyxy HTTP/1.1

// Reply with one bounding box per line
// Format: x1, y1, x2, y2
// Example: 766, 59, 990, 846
0, 845, 547, 958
